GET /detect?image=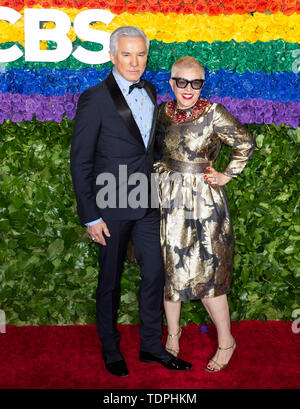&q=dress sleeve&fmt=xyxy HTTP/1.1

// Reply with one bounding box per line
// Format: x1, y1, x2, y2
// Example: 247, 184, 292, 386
213, 103, 255, 178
